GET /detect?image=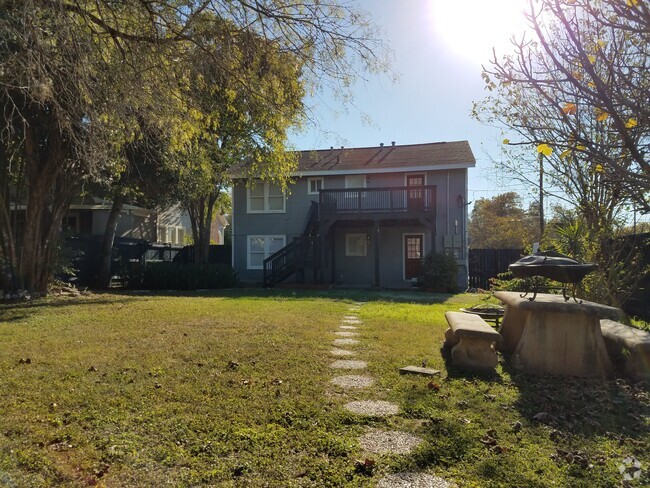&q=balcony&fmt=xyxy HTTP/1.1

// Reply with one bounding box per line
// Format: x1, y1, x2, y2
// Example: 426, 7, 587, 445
319, 186, 436, 217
